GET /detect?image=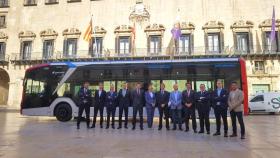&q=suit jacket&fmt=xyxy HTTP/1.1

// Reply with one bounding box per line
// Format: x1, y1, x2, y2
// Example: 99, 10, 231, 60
195, 91, 210, 108
182, 89, 195, 108
78, 87, 92, 105
169, 91, 182, 110
145, 91, 156, 108
94, 89, 106, 107
105, 91, 118, 108
117, 89, 131, 107
131, 89, 145, 107
155, 90, 170, 108
228, 89, 244, 112
212, 88, 228, 109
